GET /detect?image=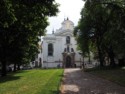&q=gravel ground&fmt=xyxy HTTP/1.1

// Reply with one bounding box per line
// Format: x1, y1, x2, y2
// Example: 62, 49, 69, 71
61, 68, 125, 94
